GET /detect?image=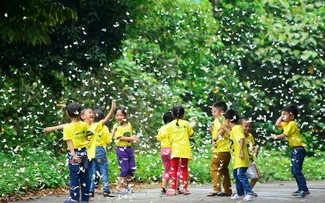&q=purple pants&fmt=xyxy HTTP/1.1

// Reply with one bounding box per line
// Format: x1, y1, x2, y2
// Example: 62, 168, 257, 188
116, 146, 136, 177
